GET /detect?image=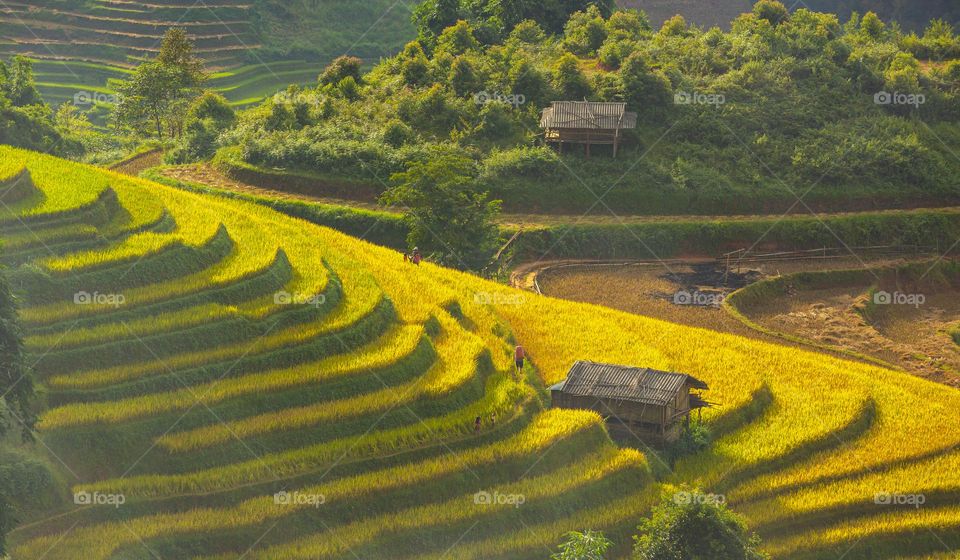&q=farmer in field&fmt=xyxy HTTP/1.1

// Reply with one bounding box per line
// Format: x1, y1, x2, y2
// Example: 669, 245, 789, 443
412, 247, 422, 265
514, 345, 526, 375
474, 415, 482, 434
